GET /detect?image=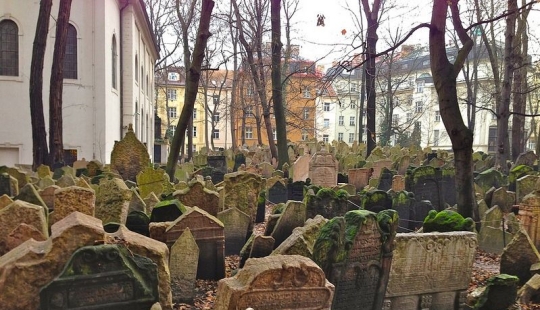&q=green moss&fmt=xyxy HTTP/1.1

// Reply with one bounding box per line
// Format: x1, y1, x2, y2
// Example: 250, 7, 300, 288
258, 190, 266, 205
508, 165, 534, 185
336, 189, 349, 200
316, 187, 335, 199
412, 166, 437, 184
343, 210, 374, 247
423, 209, 474, 232
273, 203, 286, 215
474, 274, 519, 310
312, 217, 347, 275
